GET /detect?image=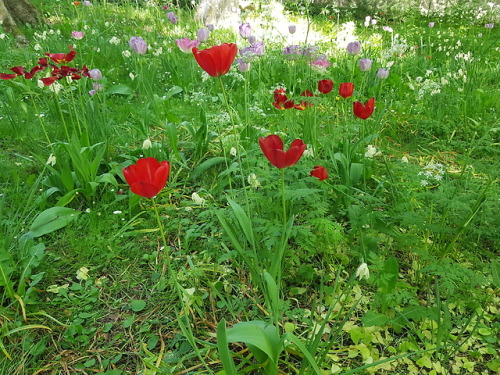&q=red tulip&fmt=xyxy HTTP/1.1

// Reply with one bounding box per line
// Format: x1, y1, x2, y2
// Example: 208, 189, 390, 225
353, 98, 375, 119
310, 165, 328, 181
318, 79, 333, 94
192, 43, 238, 77
339, 82, 354, 98
46, 45, 77, 64
259, 135, 306, 169
122, 157, 171, 198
